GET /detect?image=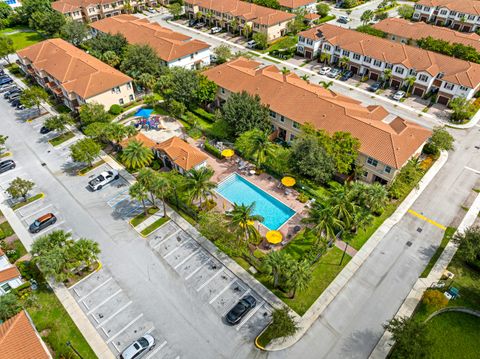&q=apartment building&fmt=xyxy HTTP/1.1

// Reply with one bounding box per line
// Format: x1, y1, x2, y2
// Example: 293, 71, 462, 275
413, 0, 480, 32
91, 15, 211, 69
297, 24, 480, 105
373, 18, 480, 52
17, 38, 135, 111
204, 58, 431, 184
52, 0, 159, 23
184, 0, 295, 41
278, 0, 317, 13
